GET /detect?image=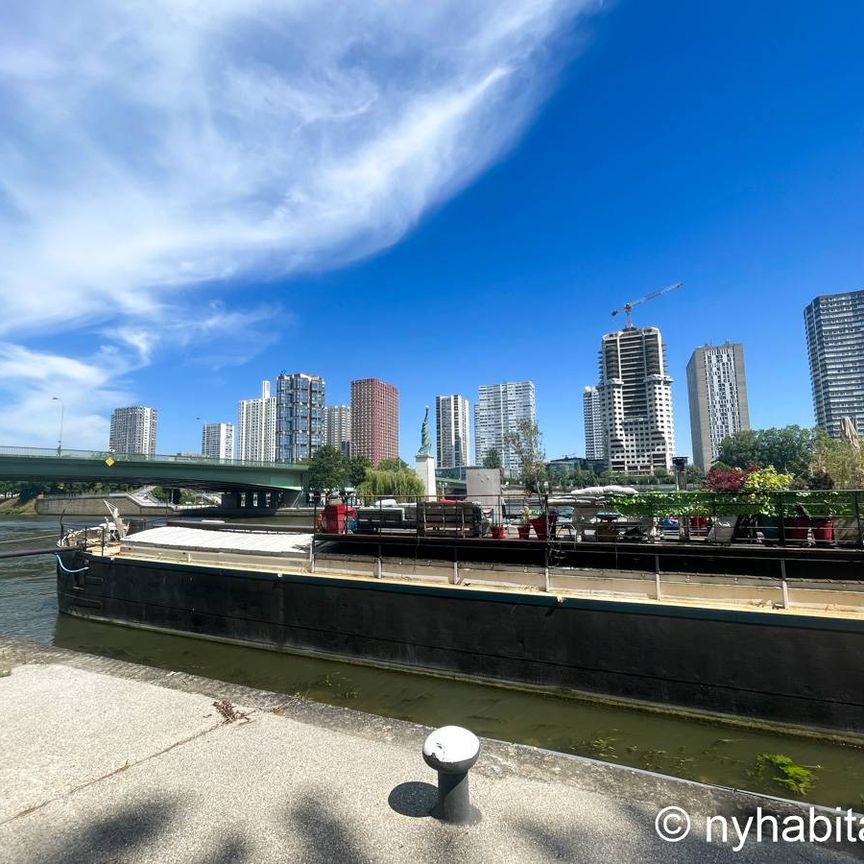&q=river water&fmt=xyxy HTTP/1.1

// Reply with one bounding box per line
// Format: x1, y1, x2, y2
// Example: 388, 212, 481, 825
2, 516, 863, 808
